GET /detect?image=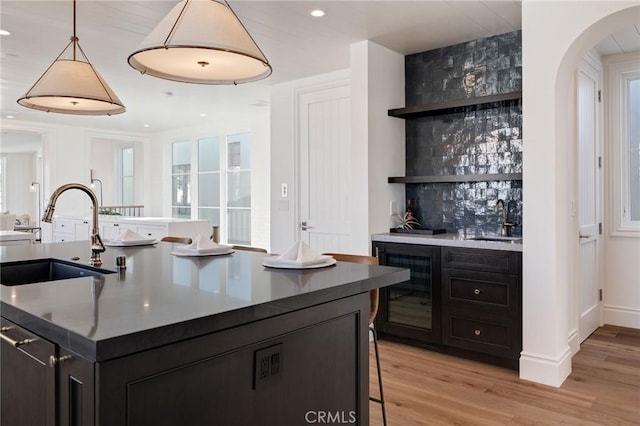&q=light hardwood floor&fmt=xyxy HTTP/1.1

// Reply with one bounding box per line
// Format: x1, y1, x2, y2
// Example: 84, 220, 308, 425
369, 325, 640, 425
